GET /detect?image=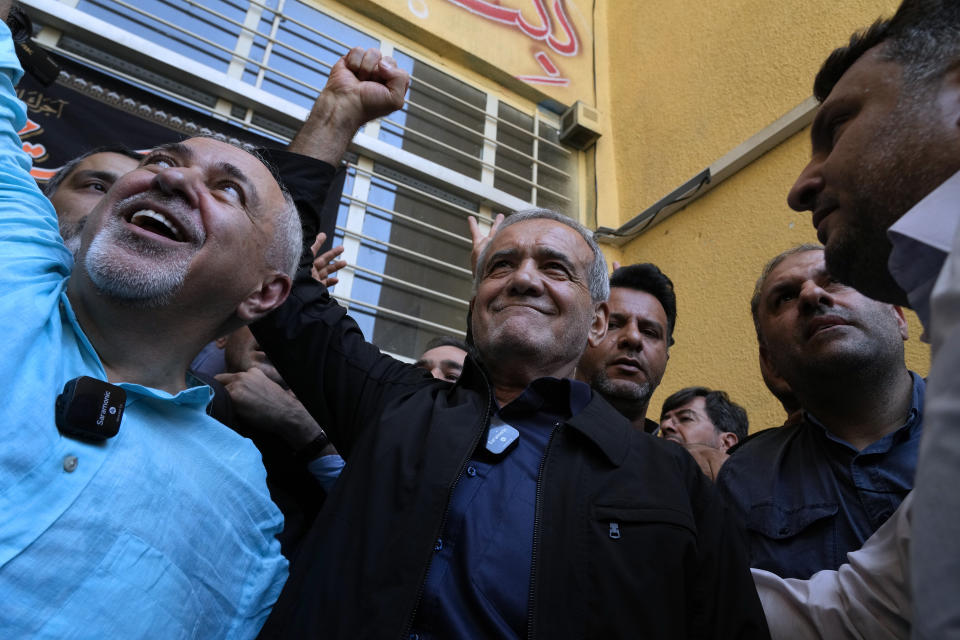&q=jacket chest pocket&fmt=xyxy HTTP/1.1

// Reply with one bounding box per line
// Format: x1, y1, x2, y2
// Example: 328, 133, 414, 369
746, 502, 839, 579
584, 505, 698, 631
